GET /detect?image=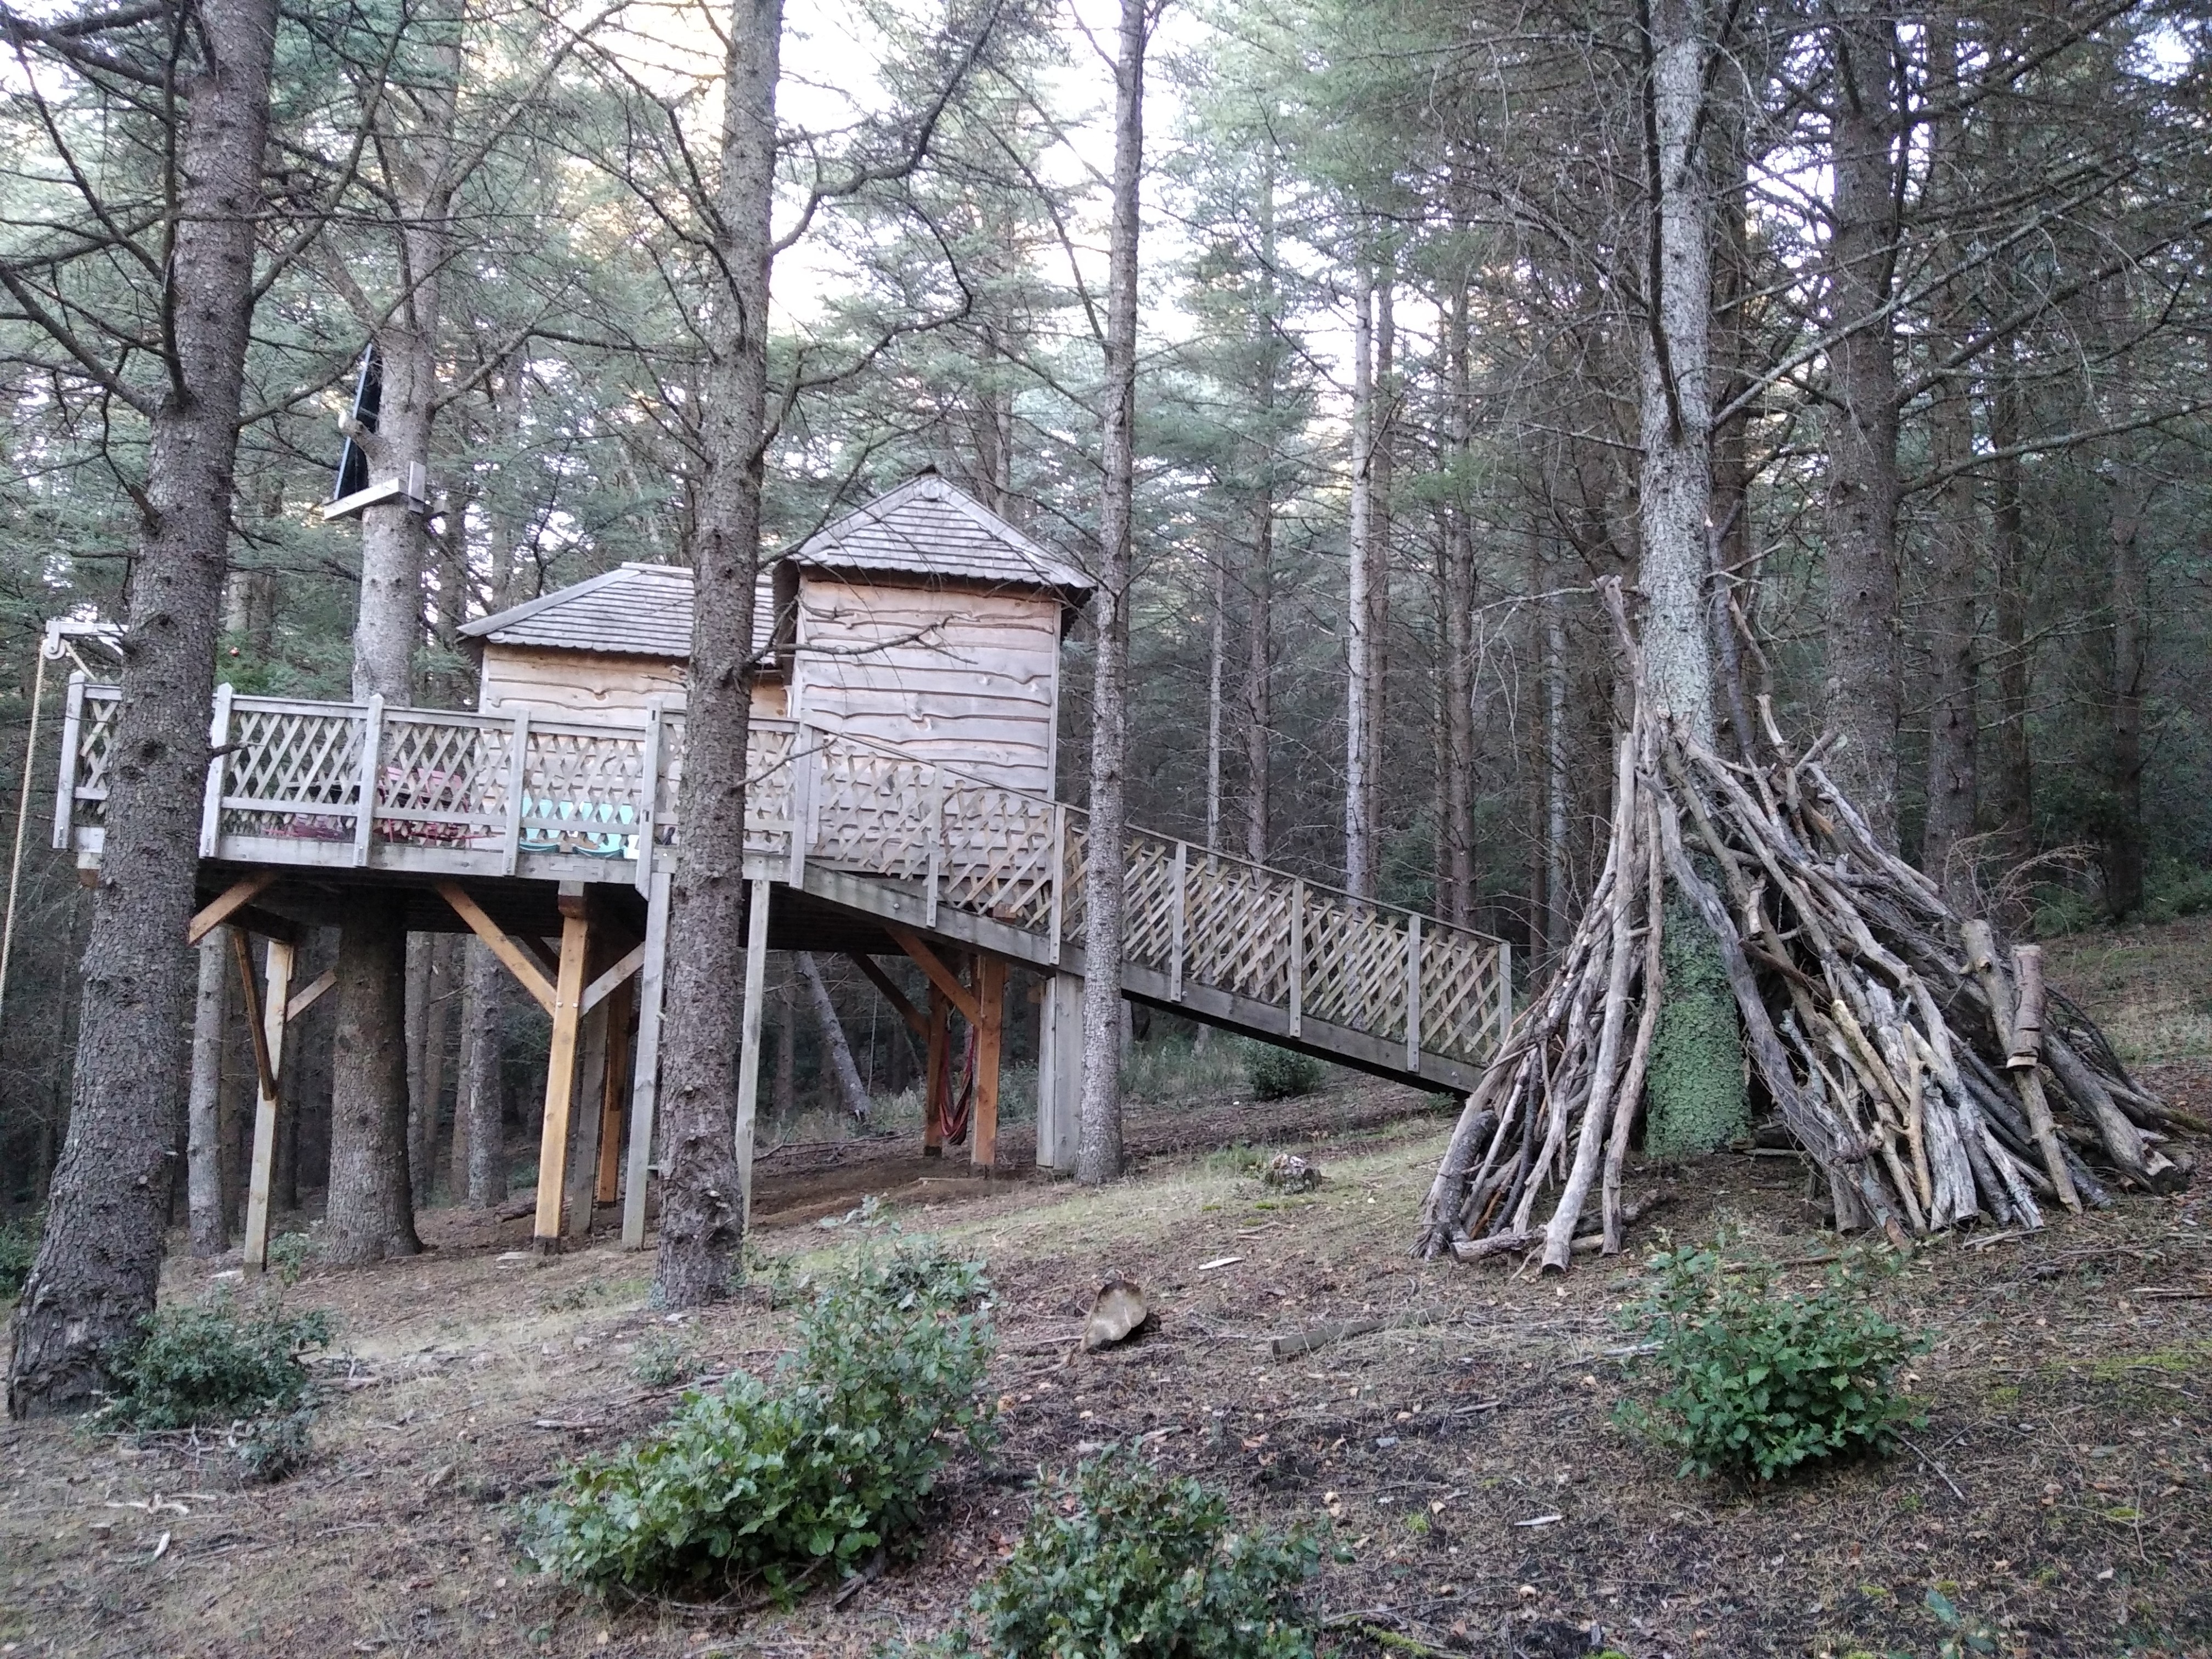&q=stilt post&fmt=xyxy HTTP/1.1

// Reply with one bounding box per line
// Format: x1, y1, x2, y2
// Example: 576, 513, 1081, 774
533, 884, 592, 1251
595, 975, 634, 1205
734, 878, 772, 1231
620, 868, 672, 1249
970, 956, 1007, 1171
923, 984, 949, 1156
565, 998, 611, 1238
241, 934, 295, 1272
